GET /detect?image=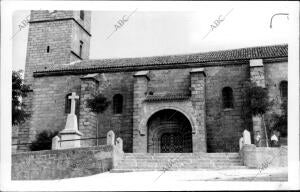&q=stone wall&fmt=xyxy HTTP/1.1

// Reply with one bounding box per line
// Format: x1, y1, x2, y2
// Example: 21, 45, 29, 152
79, 75, 99, 147
264, 62, 288, 114
12, 145, 123, 180
147, 69, 190, 95
25, 10, 92, 85
70, 18, 91, 62
95, 72, 135, 152
190, 69, 206, 153
29, 10, 92, 34
132, 68, 206, 153
18, 72, 135, 152
12, 125, 19, 153
18, 61, 287, 153
92, 69, 205, 153
18, 75, 82, 150
205, 64, 250, 152
25, 19, 73, 84
241, 144, 287, 168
